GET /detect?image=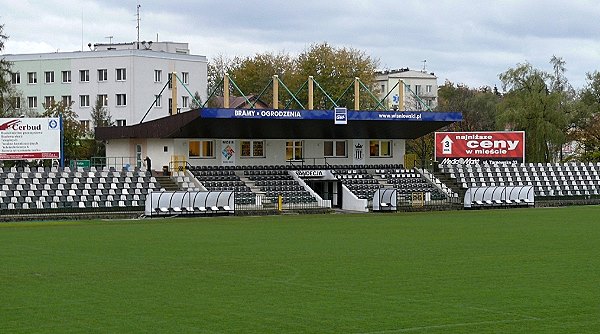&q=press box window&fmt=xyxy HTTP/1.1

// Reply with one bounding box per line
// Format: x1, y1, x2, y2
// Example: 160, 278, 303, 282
369, 140, 392, 157
324, 140, 346, 157
286, 141, 303, 161
241, 140, 264, 158
189, 140, 215, 158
